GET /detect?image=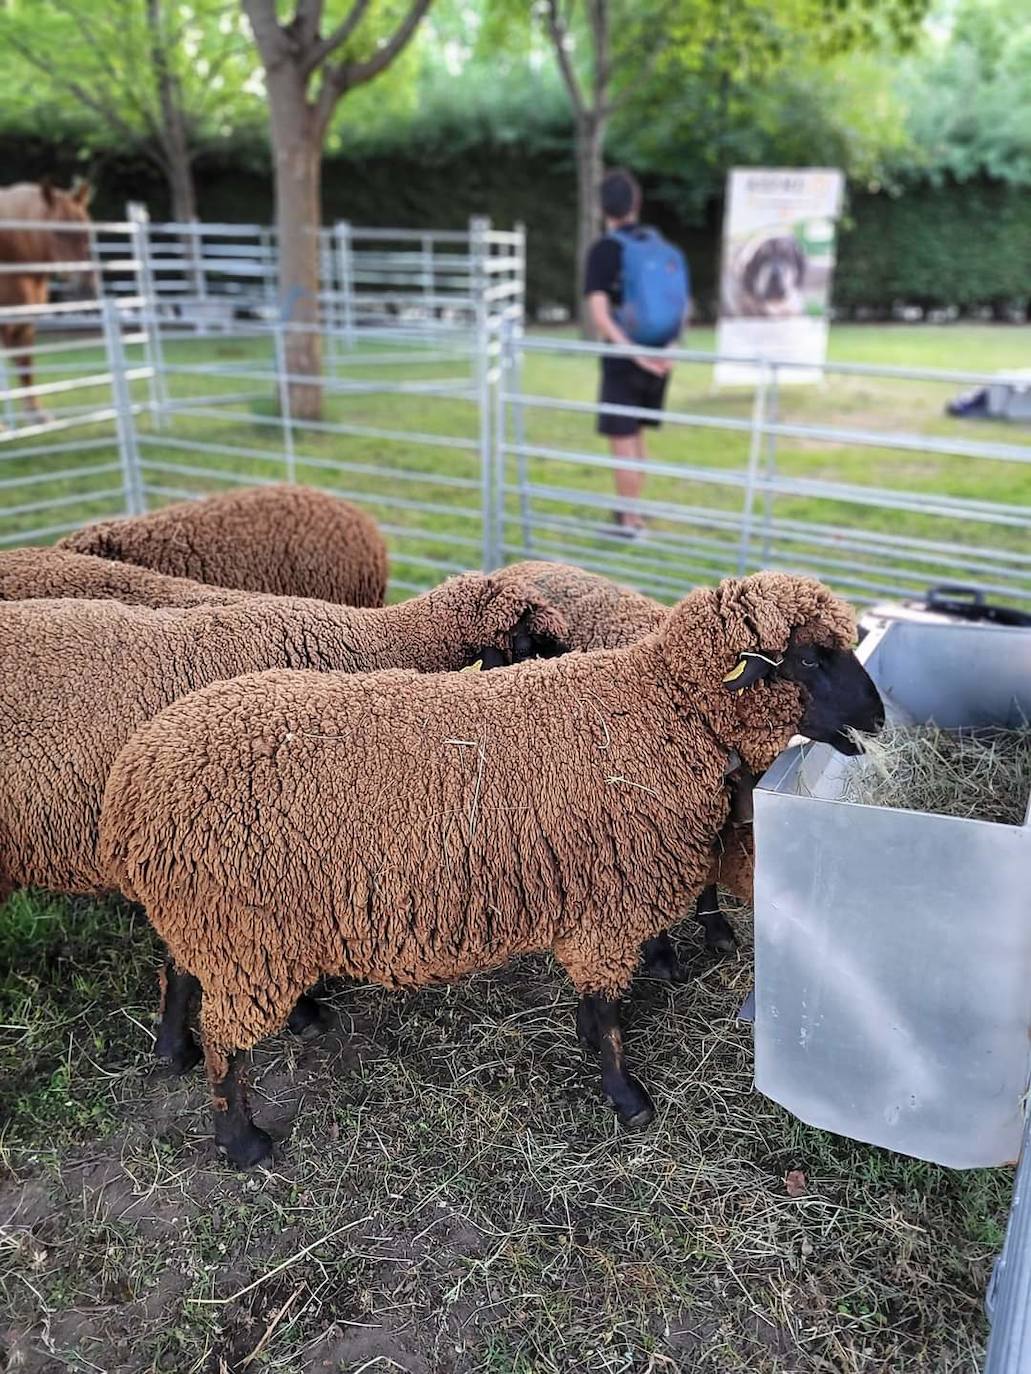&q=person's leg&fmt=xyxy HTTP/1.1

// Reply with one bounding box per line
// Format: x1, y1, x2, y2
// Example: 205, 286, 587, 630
612, 432, 644, 529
